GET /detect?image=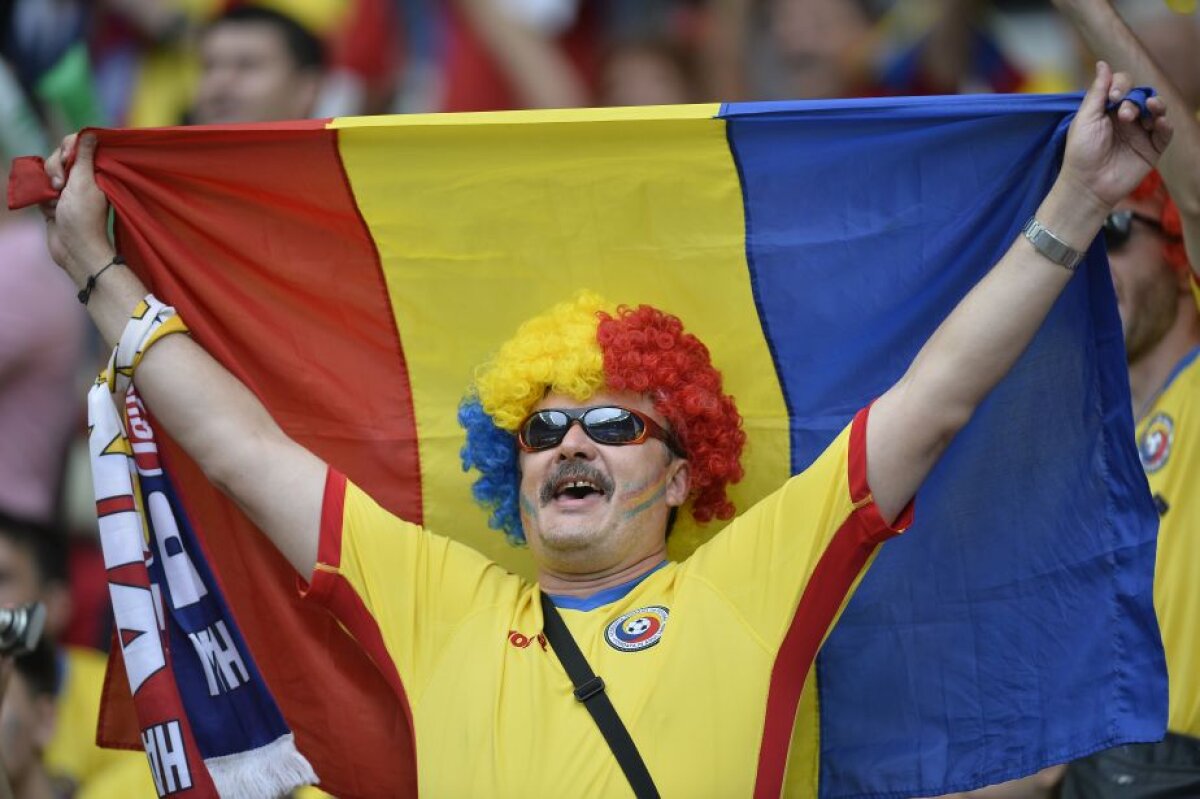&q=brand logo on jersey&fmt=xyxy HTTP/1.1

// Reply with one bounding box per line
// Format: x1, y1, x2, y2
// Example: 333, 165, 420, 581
508, 630, 547, 651
605, 606, 669, 652
1138, 413, 1174, 473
